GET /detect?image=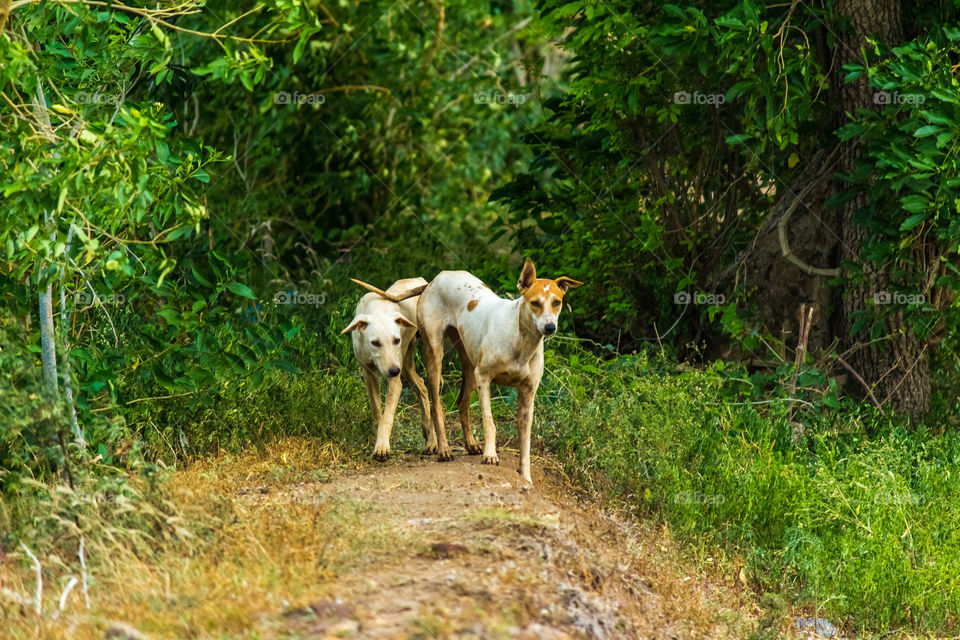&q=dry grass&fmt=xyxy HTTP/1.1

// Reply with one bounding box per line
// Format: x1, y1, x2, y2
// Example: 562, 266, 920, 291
1, 437, 371, 640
